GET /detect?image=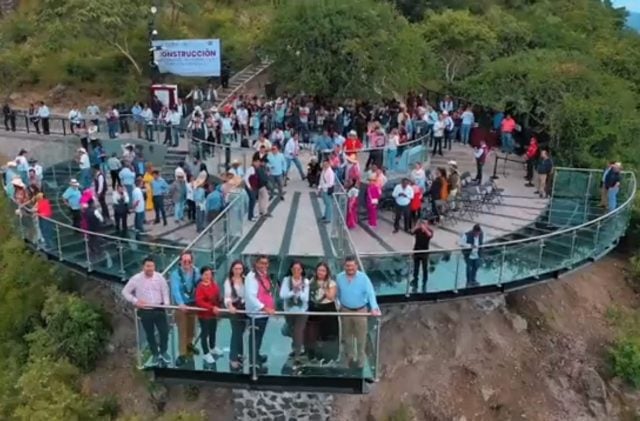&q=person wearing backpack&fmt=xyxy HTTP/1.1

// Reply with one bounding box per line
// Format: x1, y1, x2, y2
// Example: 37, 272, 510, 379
170, 251, 201, 367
